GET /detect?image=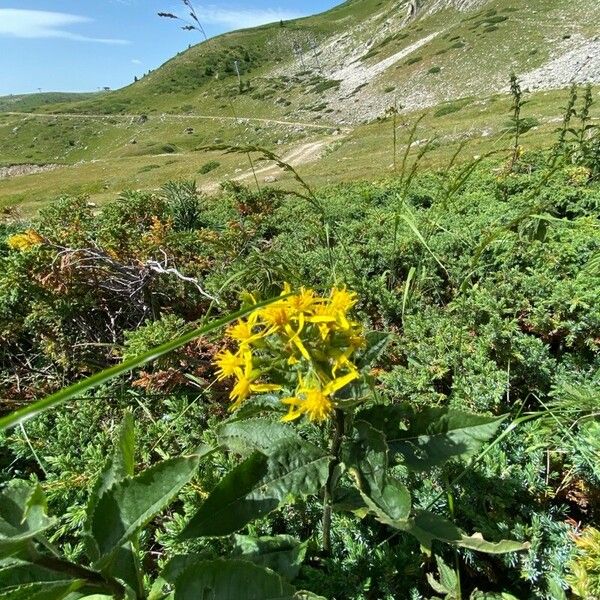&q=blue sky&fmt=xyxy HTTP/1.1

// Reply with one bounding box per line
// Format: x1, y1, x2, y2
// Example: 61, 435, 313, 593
1, 0, 340, 96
